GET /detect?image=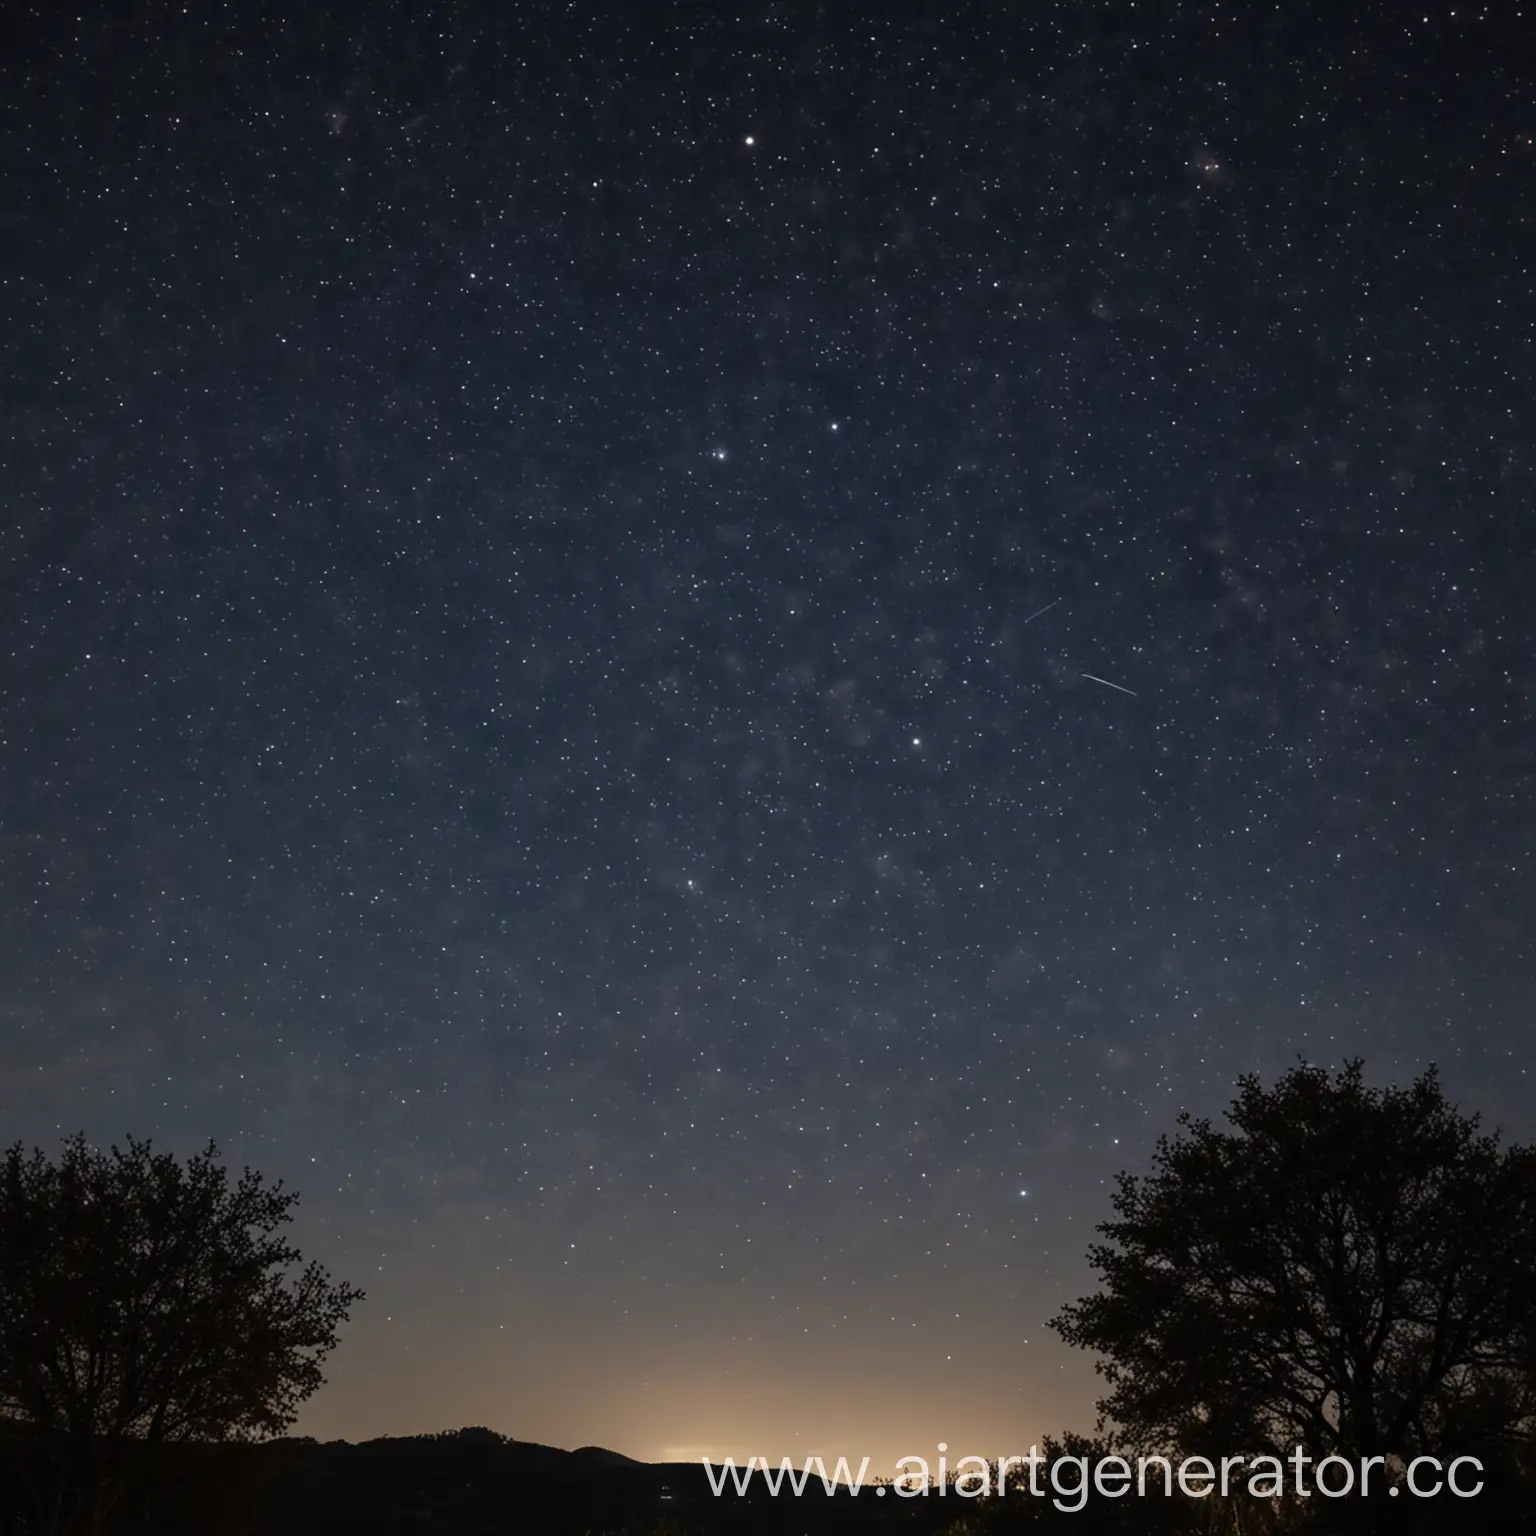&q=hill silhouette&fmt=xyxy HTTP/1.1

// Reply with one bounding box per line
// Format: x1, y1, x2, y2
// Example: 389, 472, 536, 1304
7, 1423, 1529, 1535
0, 1424, 895, 1536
